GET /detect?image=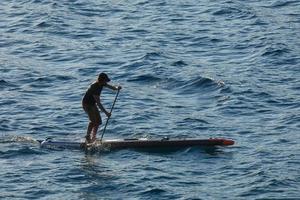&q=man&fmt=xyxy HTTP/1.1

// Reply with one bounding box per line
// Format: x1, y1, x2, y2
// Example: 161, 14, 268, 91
82, 73, 121, 143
